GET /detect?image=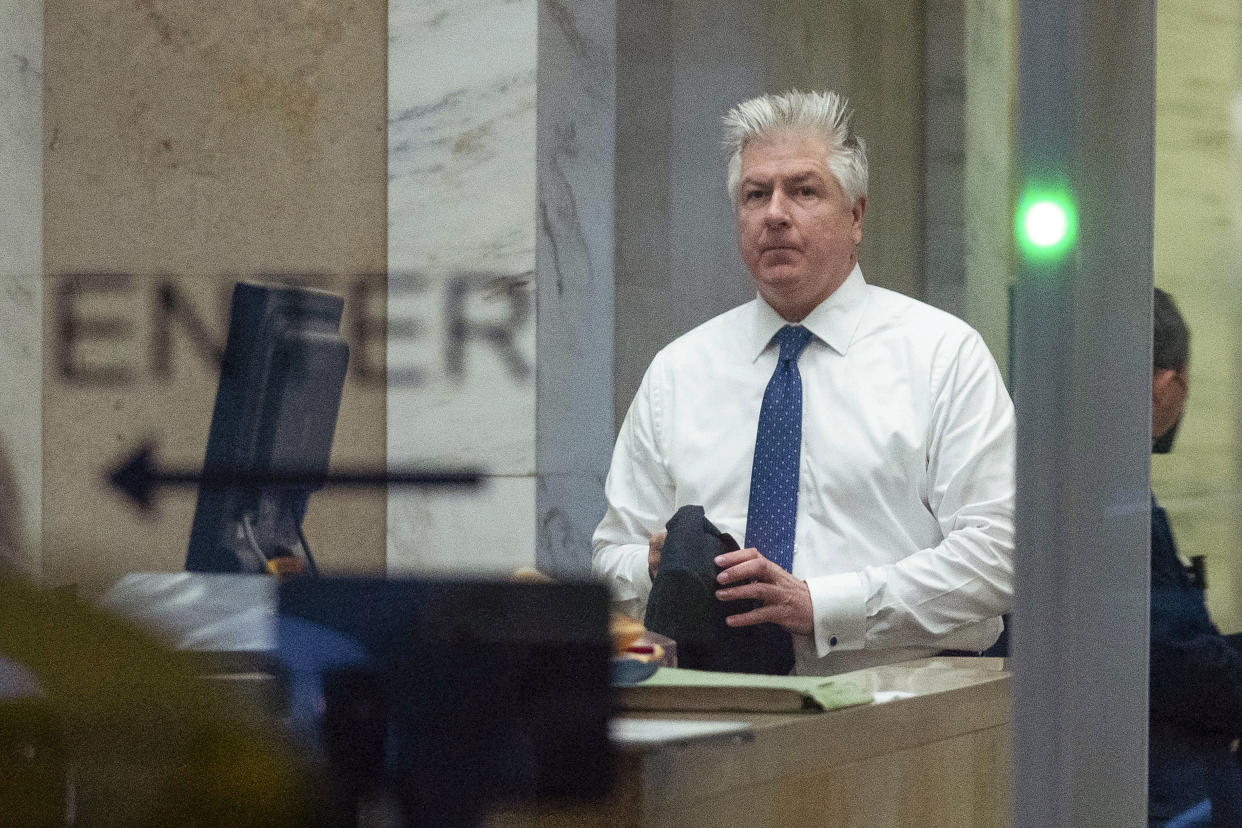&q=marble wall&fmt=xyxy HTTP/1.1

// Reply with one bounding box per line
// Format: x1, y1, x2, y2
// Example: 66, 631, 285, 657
387, 0, 540, 574
963, 0, 1016, 377
0, 0, 41, 575
535, 1, 617, 576
613, 0, 762, 427
1152, 0, 1242, 633
922, 0, 967, 320
387, 0, 617, 578
42, 0, 387, 591
758, 0, 925, 300
921, 0, 1017, 376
